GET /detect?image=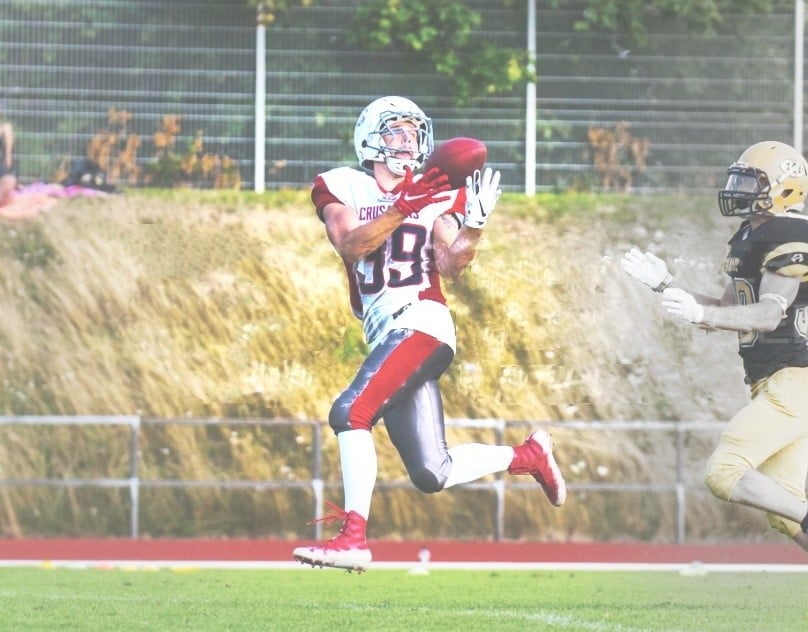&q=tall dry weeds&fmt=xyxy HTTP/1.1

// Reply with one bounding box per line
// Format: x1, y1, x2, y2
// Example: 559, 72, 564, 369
0, 190, 770, 541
